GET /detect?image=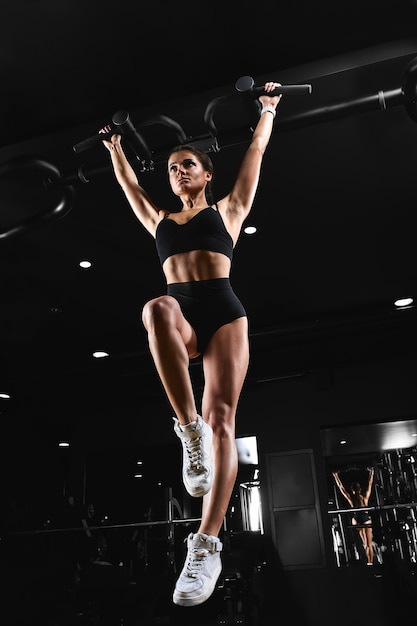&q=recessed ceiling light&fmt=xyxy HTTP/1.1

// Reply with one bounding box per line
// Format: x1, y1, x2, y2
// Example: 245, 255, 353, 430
93, 351, 109, 359
79, 260, 92, 269
394, 297, 414, 308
